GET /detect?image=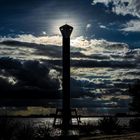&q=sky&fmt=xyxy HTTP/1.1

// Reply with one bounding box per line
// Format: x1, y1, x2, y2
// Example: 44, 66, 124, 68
0, 0, 140, 46
0, 0, 140, 116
